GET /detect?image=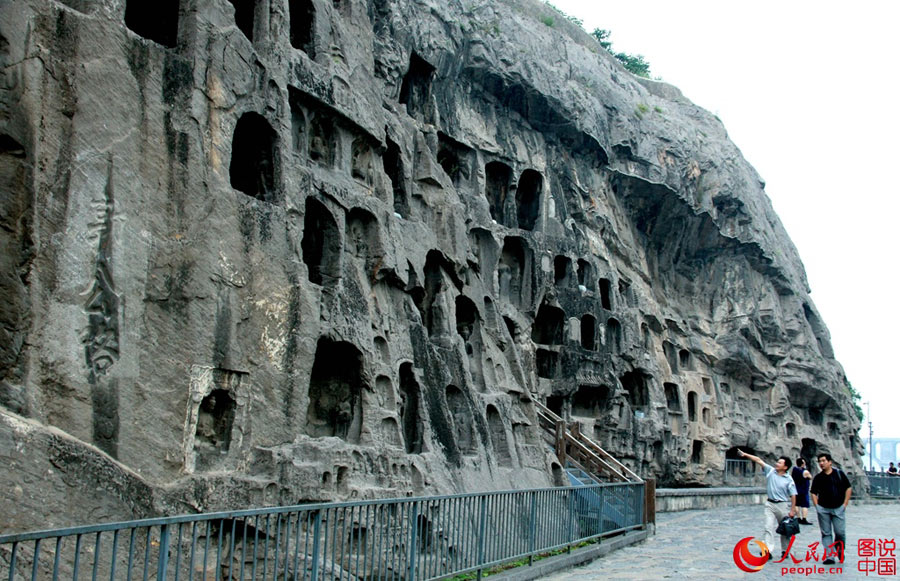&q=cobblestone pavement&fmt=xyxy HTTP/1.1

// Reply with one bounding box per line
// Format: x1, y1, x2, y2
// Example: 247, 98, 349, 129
542, 502, 900, 580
